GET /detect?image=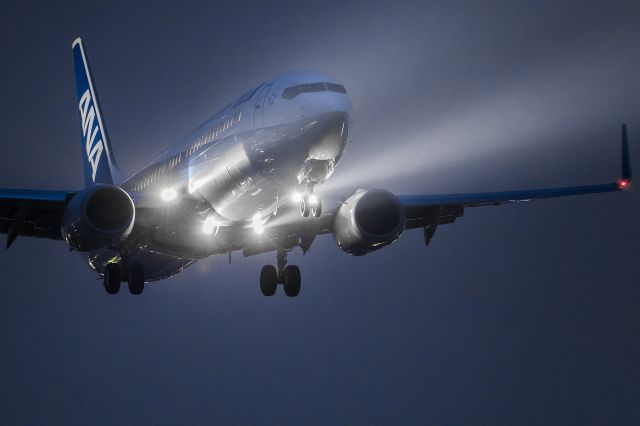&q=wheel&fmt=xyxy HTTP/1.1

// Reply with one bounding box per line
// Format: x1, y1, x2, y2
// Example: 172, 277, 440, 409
300, 197, 311, 217
103, 264, 121, 295
260, 265, 278, 296
311, 198, 322, 218
283, 265, 301, 297
128, 263, 145, 295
